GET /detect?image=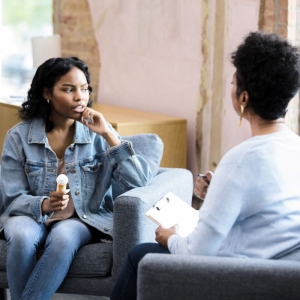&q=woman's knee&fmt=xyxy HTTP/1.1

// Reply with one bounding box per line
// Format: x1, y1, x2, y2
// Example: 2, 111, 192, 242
128, 243, 169, 269
4, 216, 46, 248
45, 219, 92, 252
